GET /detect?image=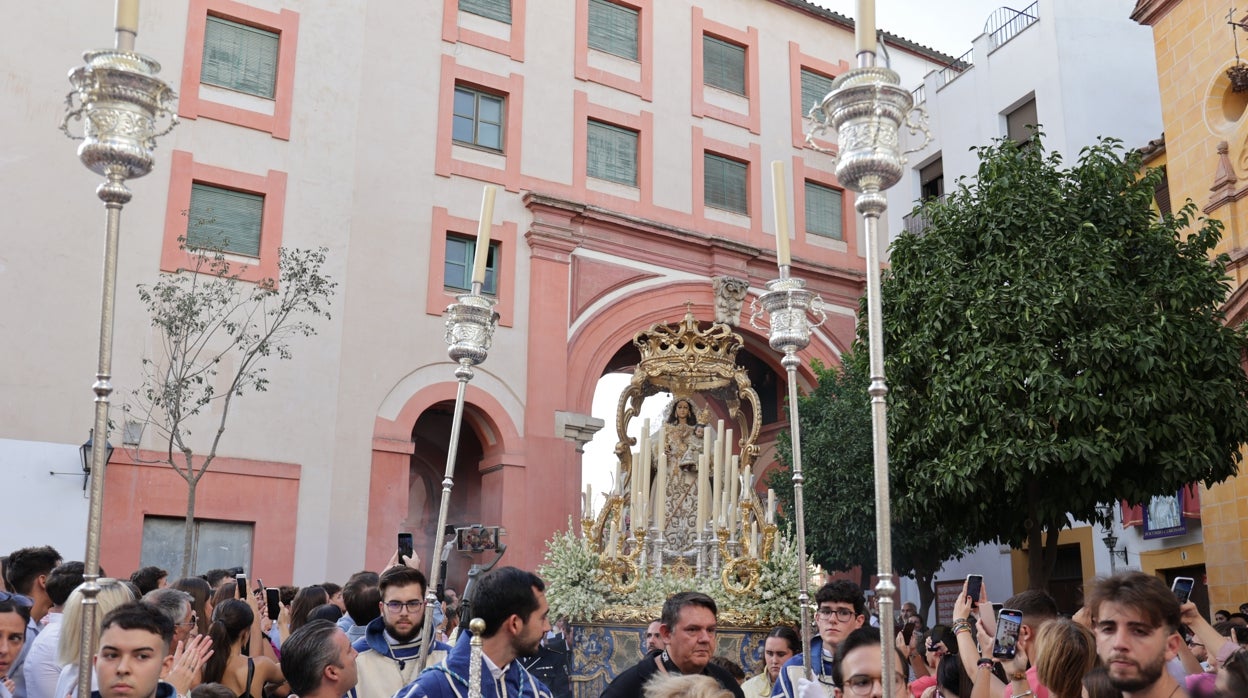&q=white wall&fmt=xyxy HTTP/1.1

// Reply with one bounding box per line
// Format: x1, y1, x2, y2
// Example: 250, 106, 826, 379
0, 439, 91, 561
